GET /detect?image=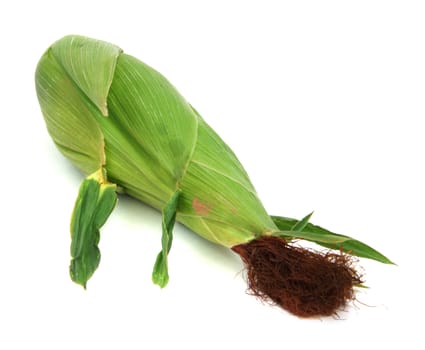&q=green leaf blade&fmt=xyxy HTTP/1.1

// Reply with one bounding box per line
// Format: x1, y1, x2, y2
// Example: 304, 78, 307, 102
276, 230, 351, 244
70, 174, 118, 288
93, 184, 119, 228
152, 253, 168, 288
271, 215, 394, 264
152, 190, 181, 288
291, 211, 314, 232
318, 239, 394, 264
